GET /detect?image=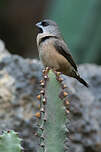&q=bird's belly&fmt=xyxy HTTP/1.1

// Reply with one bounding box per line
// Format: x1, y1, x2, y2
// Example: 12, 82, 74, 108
39, 42, 60, 69
39, 42, 74, 76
